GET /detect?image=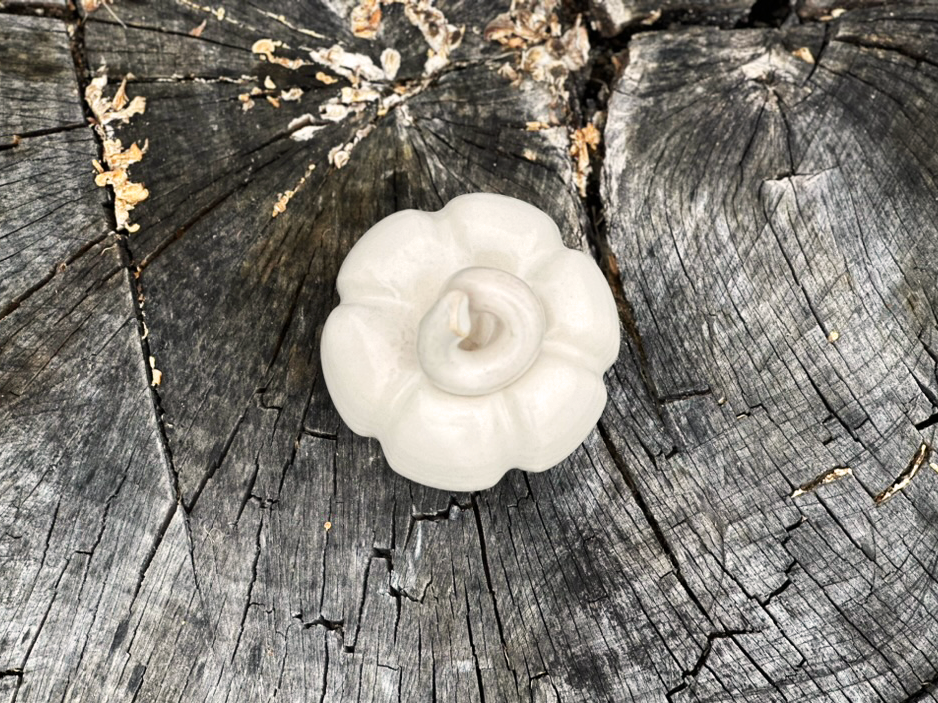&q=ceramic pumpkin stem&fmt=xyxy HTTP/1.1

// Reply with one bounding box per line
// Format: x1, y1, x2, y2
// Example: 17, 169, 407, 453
416, 267, 547, 397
